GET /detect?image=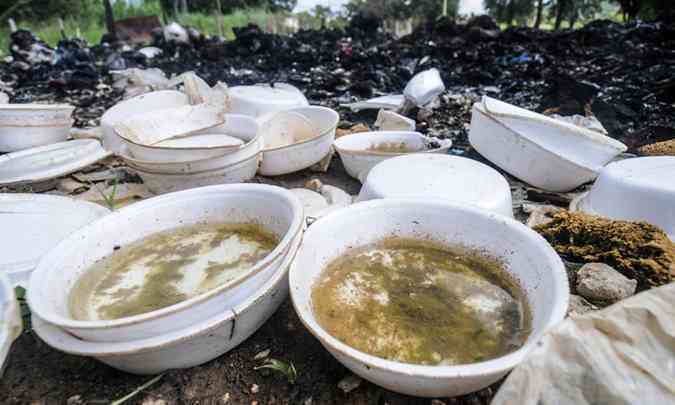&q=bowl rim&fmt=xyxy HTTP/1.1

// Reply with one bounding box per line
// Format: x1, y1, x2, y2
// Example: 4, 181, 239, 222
261, 106, 340, 153
27, 184, 304, 331
129, 150, 261, 176
290, 198, 569, 379
0, 104, 75, 112
30, 230, 303, 357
